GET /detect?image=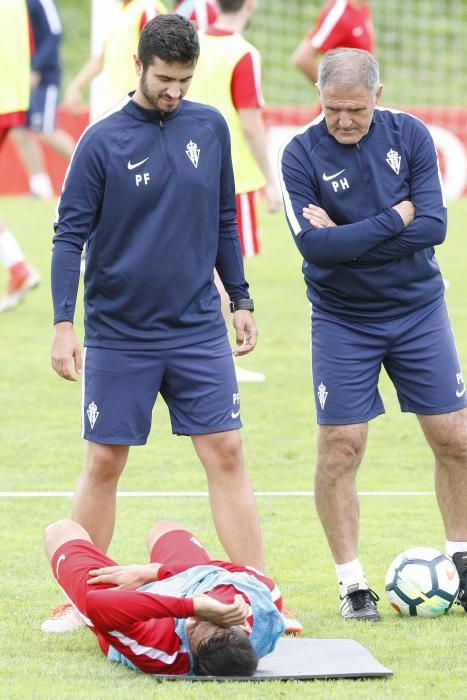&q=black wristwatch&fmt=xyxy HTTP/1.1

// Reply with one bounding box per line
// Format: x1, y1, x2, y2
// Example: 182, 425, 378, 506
229, 298, 254, 313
